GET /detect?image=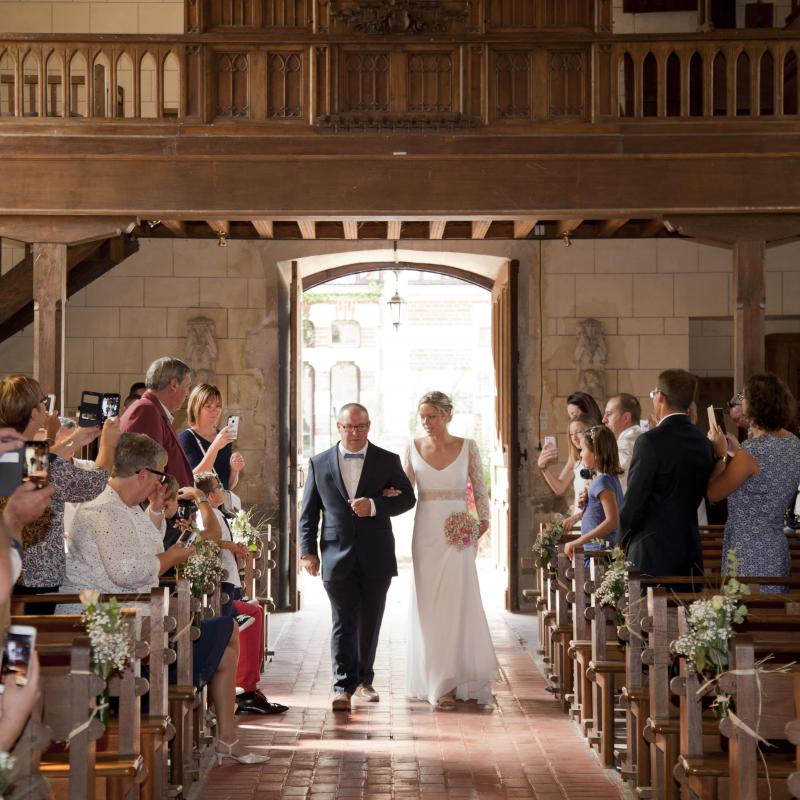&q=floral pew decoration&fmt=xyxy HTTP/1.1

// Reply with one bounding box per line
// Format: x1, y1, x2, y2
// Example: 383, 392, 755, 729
595, 546, 631, 627
79, 589, 134, 726
533, 514, 565, 578
230, 509, 266, 553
